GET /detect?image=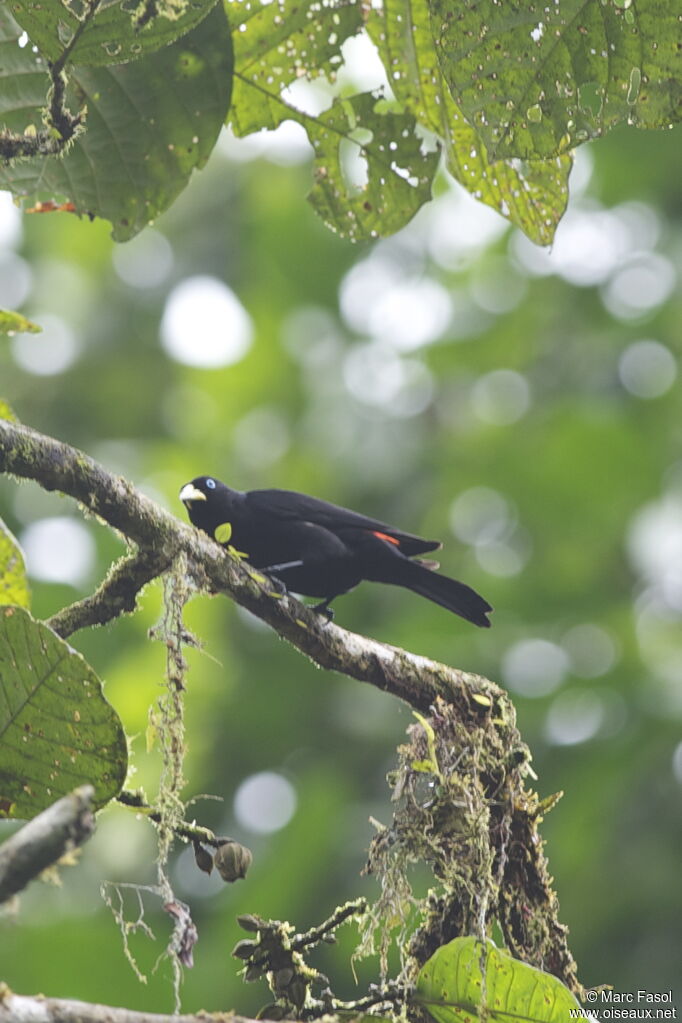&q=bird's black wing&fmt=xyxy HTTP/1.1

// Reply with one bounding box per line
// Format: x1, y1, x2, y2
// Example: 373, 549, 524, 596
244, 489, 441, 556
